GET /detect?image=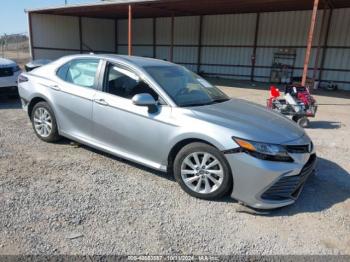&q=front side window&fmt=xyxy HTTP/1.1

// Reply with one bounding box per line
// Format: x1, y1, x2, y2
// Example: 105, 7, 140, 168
144, 65, 229, 107
57, 59, 99, 88
104, 63, 159, 101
